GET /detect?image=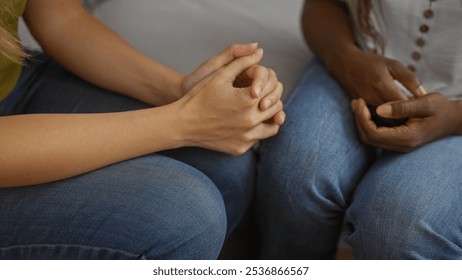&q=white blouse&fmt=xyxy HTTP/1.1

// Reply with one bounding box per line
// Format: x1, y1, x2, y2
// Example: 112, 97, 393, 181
344, 0, 462, 98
